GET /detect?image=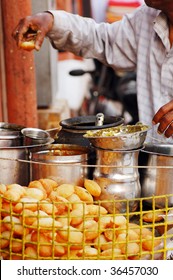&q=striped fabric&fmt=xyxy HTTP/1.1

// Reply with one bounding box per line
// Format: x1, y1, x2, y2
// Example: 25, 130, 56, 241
48, 4, 173, 142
